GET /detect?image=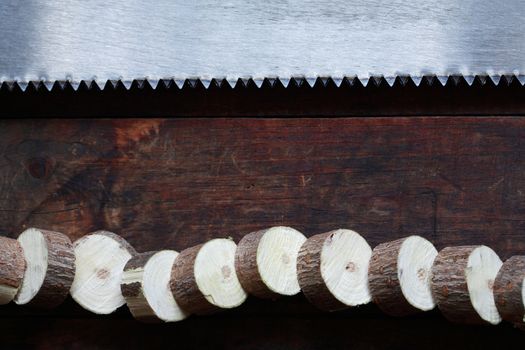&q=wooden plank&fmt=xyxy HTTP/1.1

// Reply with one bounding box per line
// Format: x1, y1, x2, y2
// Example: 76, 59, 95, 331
1, 117, 525, 347
1, 118, 524, 256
